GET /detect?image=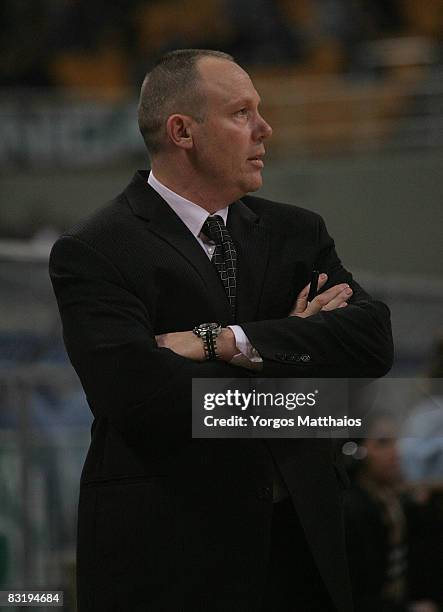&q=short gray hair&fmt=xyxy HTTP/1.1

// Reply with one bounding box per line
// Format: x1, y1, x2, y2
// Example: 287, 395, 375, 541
138, 49, 234, 156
